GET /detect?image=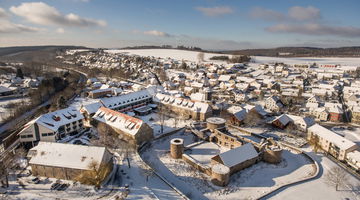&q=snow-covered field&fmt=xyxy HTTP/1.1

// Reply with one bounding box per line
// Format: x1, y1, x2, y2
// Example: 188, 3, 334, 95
106, 49, 231, 63
252, 56, 360, 66
105, 48, 360, 66
142, 130, 316, 200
